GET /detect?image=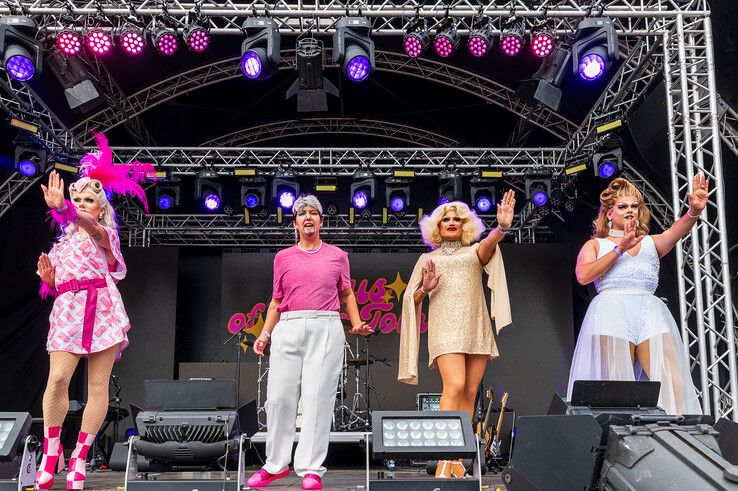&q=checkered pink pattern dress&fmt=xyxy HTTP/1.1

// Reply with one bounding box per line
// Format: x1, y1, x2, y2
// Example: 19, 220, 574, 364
46, 227, 130, 358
